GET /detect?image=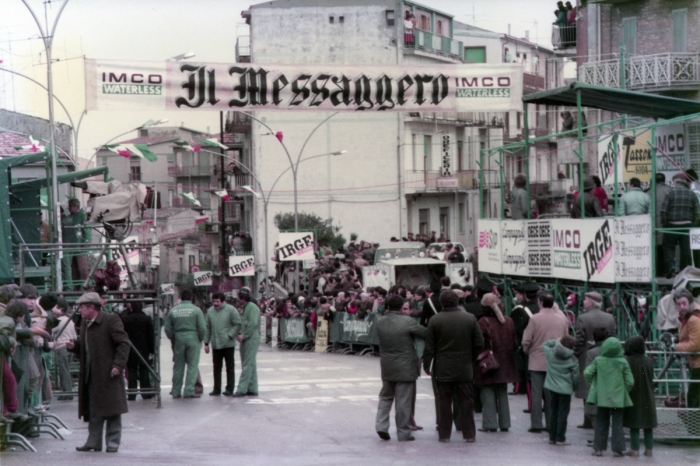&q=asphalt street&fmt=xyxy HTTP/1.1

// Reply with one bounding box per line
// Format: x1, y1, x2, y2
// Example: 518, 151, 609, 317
1, 334, 698, 466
